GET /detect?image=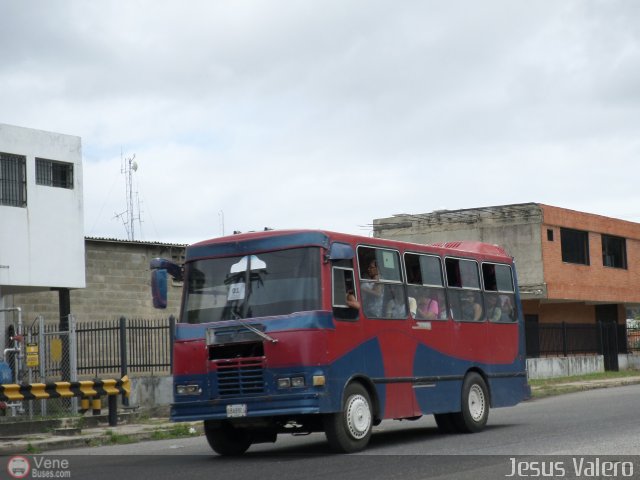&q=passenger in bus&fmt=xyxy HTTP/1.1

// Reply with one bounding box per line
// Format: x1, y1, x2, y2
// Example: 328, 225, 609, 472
500, 295, 515, 322
416, 294, 439, 320
385, 288, 406, 318
461, 291, 483, 321
408, 296, 417, 317
436, 290, 448, 319
345, 287, 361, 310
361, 259, 384, 317
485, 294, 502, 322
